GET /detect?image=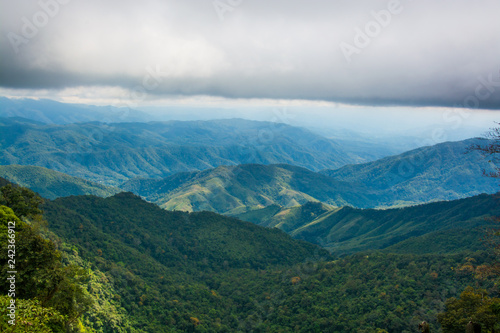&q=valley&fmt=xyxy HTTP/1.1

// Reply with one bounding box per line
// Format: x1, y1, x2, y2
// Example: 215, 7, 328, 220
0, 99, 499, 332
